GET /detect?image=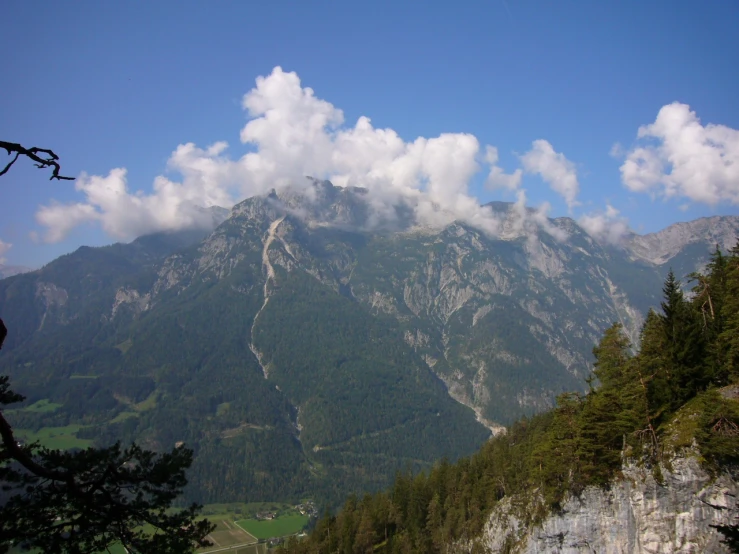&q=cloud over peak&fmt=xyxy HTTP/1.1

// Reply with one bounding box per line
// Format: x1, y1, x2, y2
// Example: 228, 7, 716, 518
577, 204, 630, 245
36, 66, 574, 244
